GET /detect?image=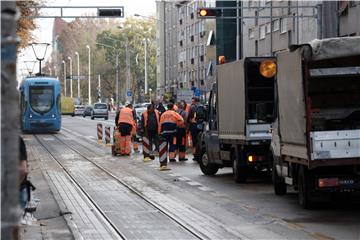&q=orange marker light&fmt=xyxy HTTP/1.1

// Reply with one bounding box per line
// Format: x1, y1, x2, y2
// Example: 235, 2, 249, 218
259, 60, 277, 78
199, 9, 208, 17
